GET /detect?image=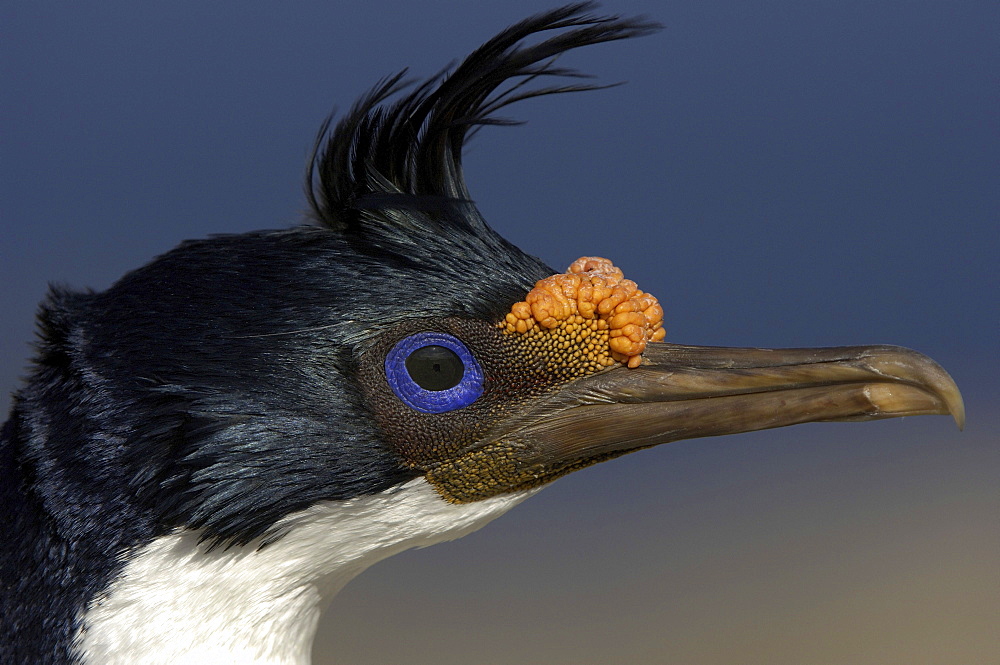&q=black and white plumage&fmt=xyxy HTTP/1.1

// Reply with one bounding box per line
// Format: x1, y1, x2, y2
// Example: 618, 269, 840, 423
0, 4, 963, 664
